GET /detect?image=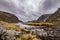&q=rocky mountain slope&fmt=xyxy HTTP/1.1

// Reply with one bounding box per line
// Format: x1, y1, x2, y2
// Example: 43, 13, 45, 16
46, 8, 60, 26
0, 11, 21, 23
37, 14, 51, 22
